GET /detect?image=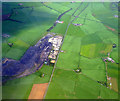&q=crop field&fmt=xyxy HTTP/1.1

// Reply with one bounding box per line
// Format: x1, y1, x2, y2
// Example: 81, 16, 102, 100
2, 2, 119, 100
